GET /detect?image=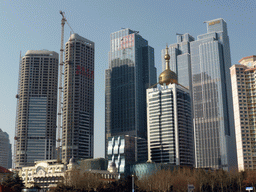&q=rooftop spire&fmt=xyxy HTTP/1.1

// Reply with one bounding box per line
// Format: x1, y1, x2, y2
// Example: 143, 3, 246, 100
164, 44, 170, 70
158, 44, 178, 85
